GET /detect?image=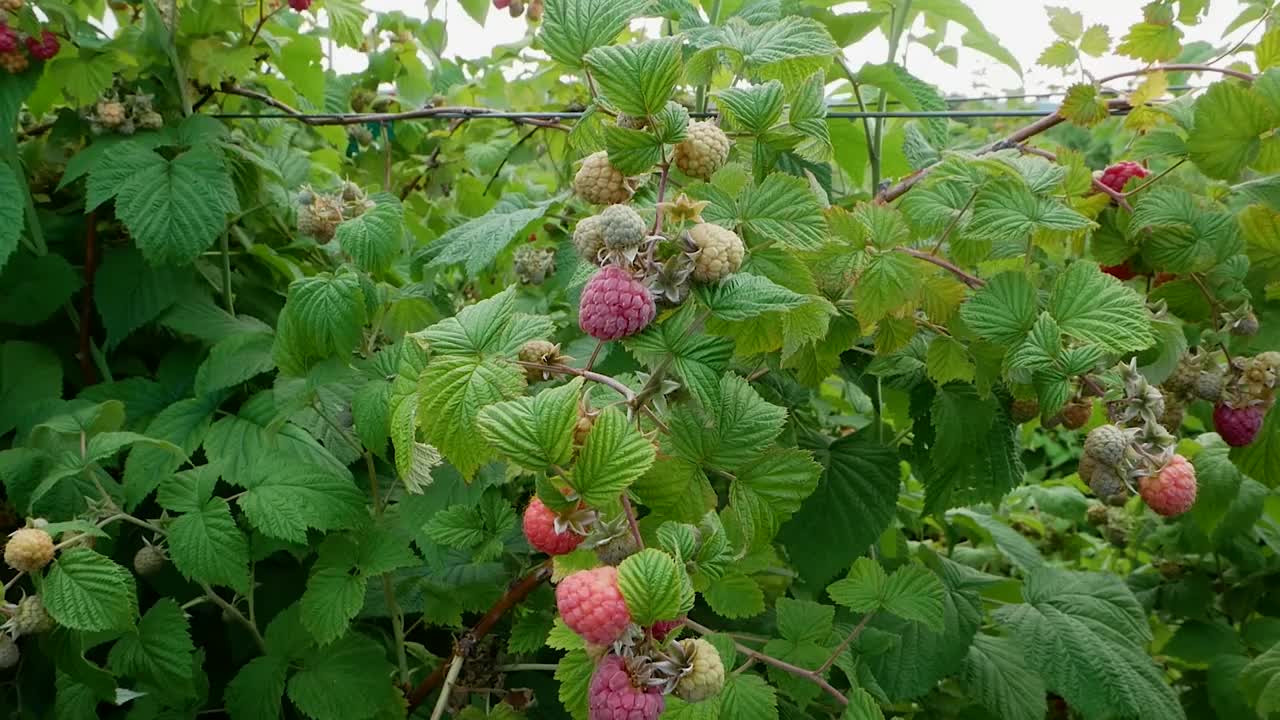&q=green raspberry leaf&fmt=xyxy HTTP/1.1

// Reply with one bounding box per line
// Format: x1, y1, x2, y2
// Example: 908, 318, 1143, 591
569, 406, 655, 507
617, 548, 687, 625
827, 557, 889, 613
235, 463, 366, 544
336, 193, 404, 274
421, 198, 555, 276
168, 497, 250, 592
1037, 40, 1078, 69
728, 447, 822, 549
1187, 81, 1275, 180
1048, 262, 1154, 353
419, 355, 526, 479
1117, 21, 1183, 62
717, 81, 785, 135
604, 125, 662, 175
226, 656, 289, 720
585, 38, 683, 117
0, 164, 24, 272
735, 173, 828, 249
43, 548, 138, 632
959, 272, 1039, 347
970, 179, 1094, 240
1046, 6, 1083, 40
107, 598, 194, 691
705, 572, 766, 620
1079, 25, 1111, 56
719, 674, 778, 720
959, 634, 1047, 720
277, 272, 367, 361
541, 0, 649, 70
695, 272, 810, 322
286, 633, 394, 720
300, 566, 367, 646
668, 374, 786, 471
477, 378, 583, 472
1242, 640, 1280, 714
